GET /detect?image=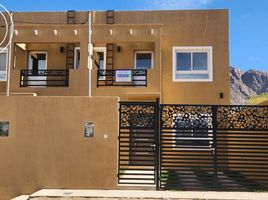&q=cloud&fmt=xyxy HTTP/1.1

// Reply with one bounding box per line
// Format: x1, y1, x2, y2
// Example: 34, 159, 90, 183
146, 0, 214, 10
